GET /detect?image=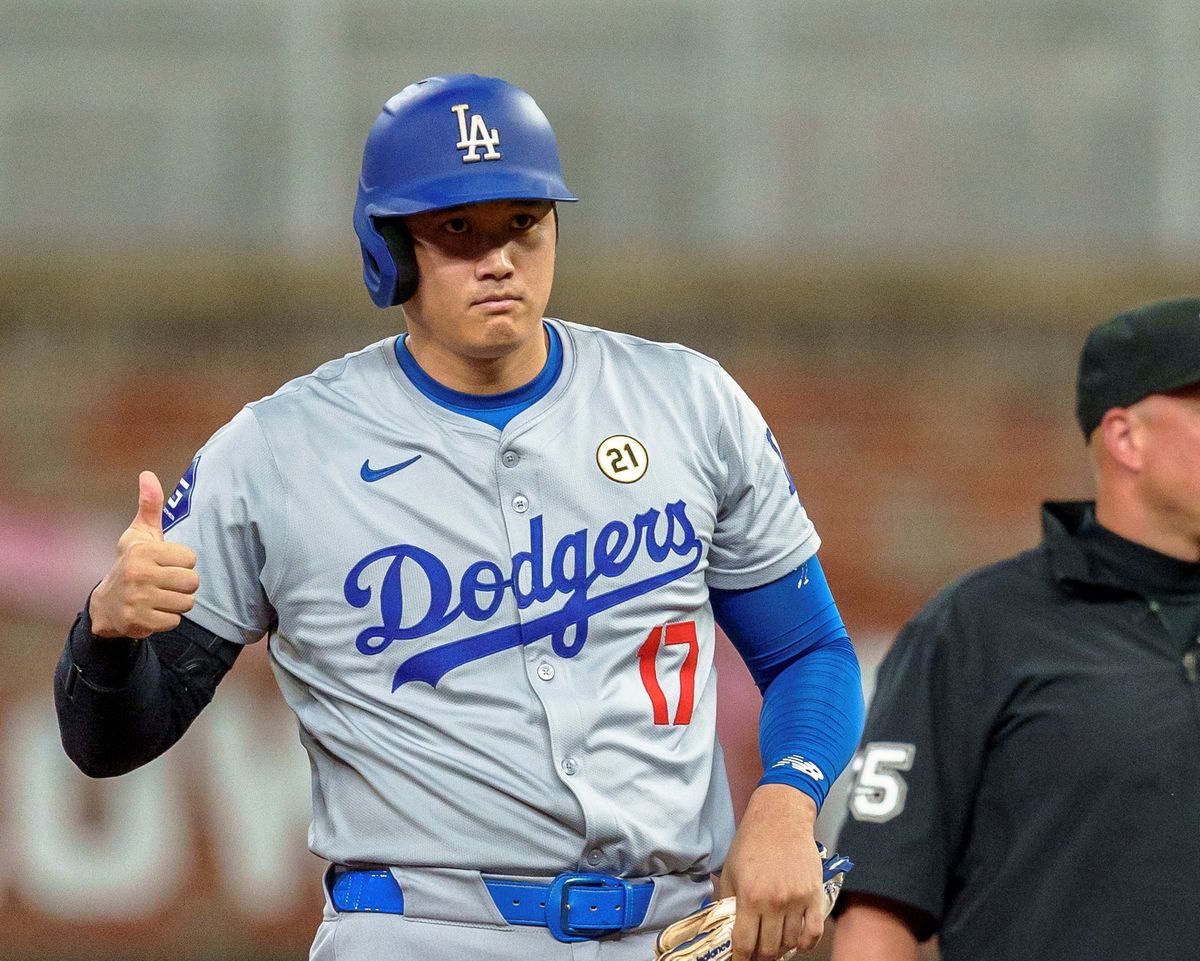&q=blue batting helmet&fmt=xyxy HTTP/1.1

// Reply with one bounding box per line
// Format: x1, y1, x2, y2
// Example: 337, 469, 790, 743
353, 73, 578, 307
